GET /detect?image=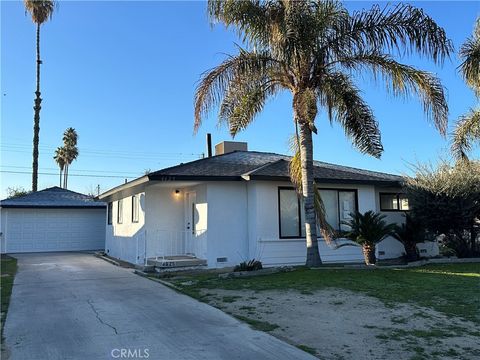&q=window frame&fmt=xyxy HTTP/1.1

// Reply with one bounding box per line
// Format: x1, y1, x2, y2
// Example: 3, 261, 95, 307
379, 192, 410, 212
278, 186, 358, 239
107, 202, 113, 225
117, 199, 123, 224
131, 195, 139, 223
